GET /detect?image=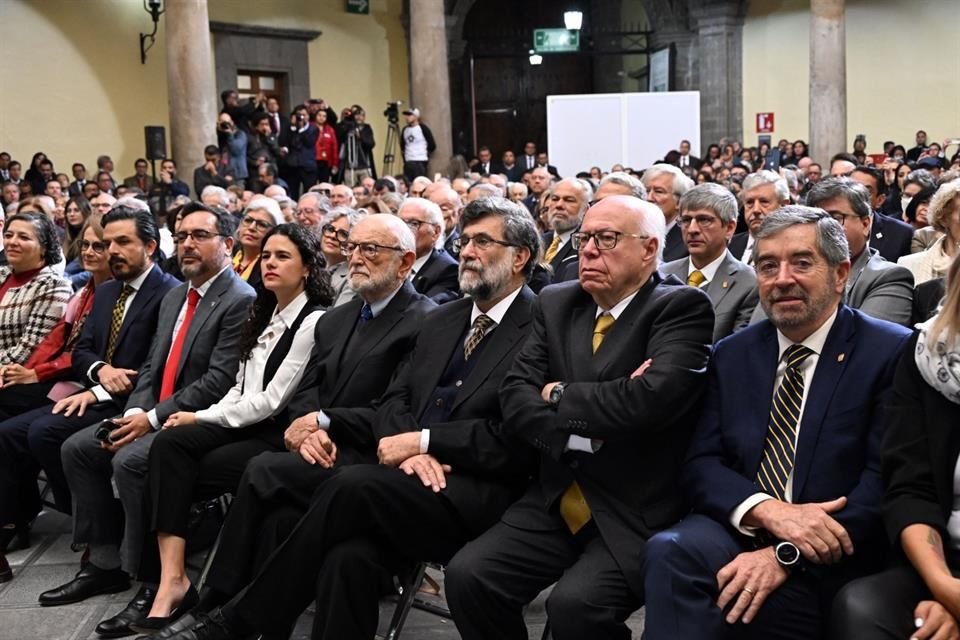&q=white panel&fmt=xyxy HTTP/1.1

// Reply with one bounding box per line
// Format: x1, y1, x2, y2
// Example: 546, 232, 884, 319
623, 91, 700, 170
